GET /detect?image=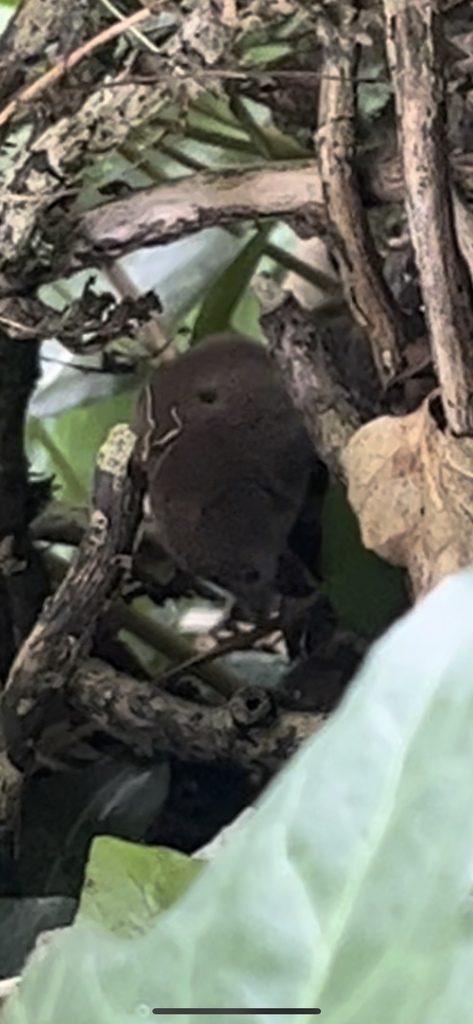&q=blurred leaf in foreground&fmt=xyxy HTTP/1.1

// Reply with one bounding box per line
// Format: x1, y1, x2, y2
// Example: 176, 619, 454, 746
6, 568, 473, 1023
